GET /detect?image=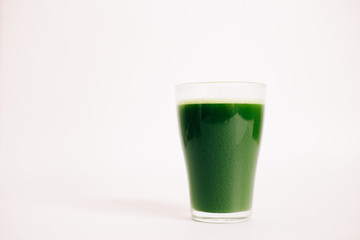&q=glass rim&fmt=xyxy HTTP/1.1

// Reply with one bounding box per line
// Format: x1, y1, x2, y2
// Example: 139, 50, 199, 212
175, 81, 266, 105
175, 81, 266, 88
